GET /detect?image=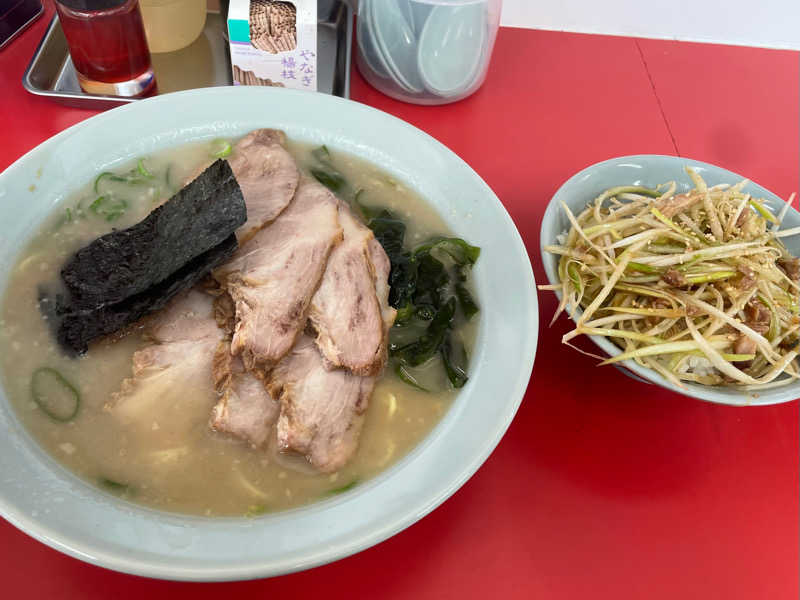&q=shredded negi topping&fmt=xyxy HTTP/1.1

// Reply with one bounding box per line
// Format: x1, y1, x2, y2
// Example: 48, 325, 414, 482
541, 168, 800, 389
